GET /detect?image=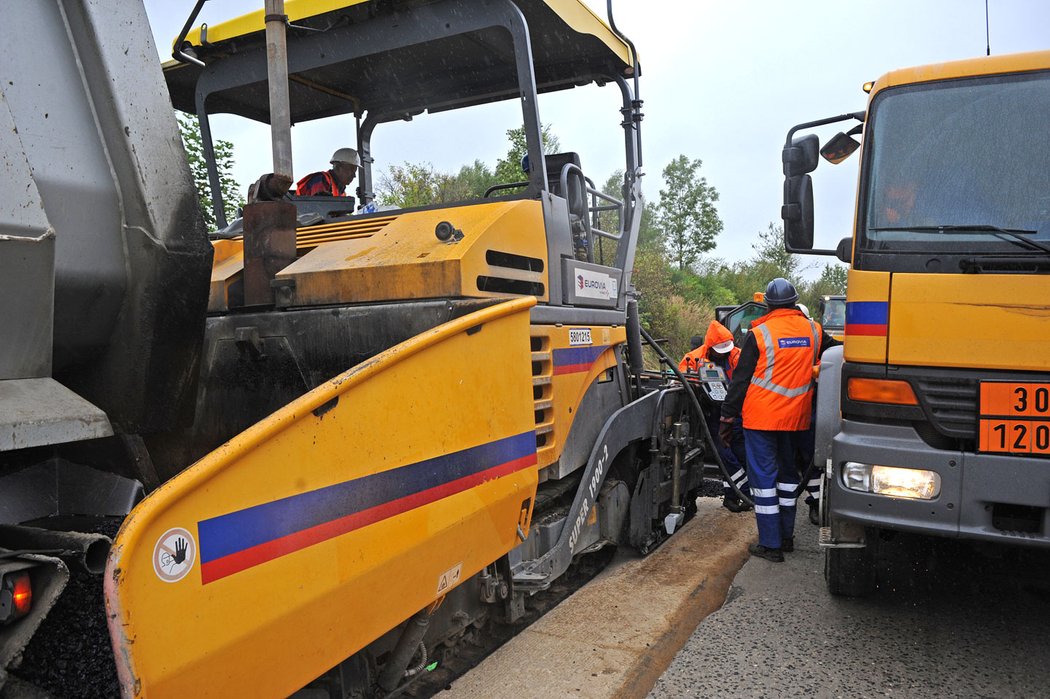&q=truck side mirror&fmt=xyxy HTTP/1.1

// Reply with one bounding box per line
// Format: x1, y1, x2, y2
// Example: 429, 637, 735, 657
782, 174, 814, 250
835, 236, 853, 264
782, 134, 820, 176
820, 132, 861, 164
